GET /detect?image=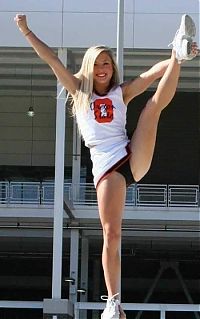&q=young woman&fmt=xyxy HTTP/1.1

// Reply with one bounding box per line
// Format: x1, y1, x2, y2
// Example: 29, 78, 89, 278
15, 14, 198, 319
